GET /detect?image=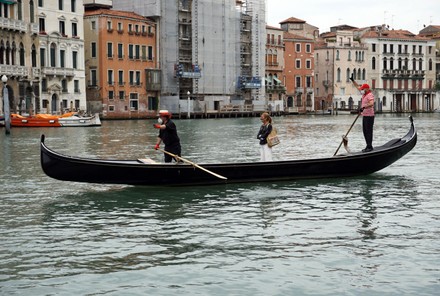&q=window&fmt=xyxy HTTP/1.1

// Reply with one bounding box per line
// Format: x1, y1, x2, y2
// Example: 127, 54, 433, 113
108, 70, 113, 85
336, 50, 340, 60
306, 44, 311, 53
141, 46, 146, 60
119, 91, 125, 100
295, 76, 301, 87
42, 78, 47, 91
107, 42, 113, 58
118, 70, 124, 85
60, 50, 65, 67
19, 43, 24, 66
295, 59, 301, 69
31, 45, 37, 67
91, 21, 96, 30
72, 23, 78, 37
295, 43, 301, 52
306, 76, 312, 88
135, 45, 140, 59
50, 43, 56, 67
38, 0, 43, 7
129, 71, 134, 85
348, 51, 351, 61
135, 71, 141, 85
71, 0, 76, 12
72, 51, 77, 69
337, 68, 341, 82
306, 59, 311, 69
117, 22, 123, 31
58, 0, 63, 10
390, 44, 394, 53
118, 43, 123, 59
128, 45, 133, 59
108, 105, 115, 112
90, 69, 97, 86
107, 21, 112, 31
383, 44, 387, 53
135, 24, 139, 33
40, 48, 45, 66
372, 43, 376, 52
148, 46, 153, 60
39, 17, 45, 32
128, 24, 133, 33
108, 91, 114, 100
429, 58, 433, 71
61, 79, 67, 92
372, 57, 376, 70
74, 80, 79, 93
129, 93, 139, 111
59, 21, 65, 36
91, 42, 96, 58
